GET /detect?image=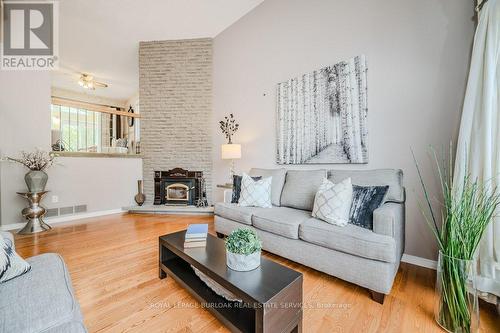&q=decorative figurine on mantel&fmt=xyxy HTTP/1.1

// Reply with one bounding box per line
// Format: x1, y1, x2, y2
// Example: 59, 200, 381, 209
7, 149, 56, 234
